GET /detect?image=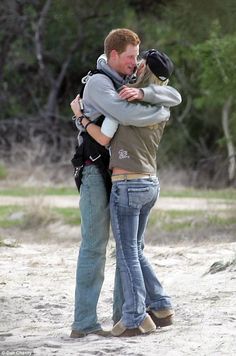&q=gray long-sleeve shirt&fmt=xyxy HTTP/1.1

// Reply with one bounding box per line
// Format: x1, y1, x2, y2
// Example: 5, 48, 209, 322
83, 75, 181, 126
82, 55, 182, 127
